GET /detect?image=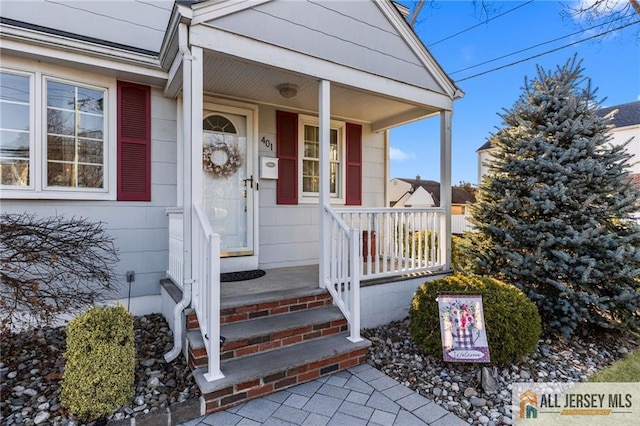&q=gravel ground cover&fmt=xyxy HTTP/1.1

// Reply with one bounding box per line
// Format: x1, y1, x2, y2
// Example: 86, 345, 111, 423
1, 314, 637, 425
363, 319, 639, 425
1, 314, 199, 426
